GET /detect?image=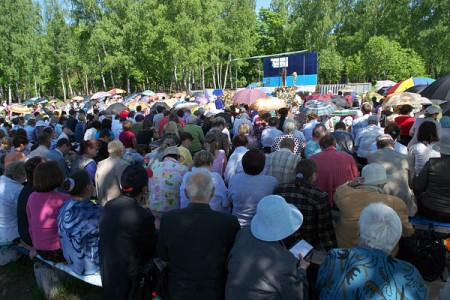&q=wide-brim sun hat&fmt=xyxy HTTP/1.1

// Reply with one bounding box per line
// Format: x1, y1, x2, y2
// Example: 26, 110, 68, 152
251, 195, 303, 242
361, 163, 391, 185
425, 106, 442, 115
432, 135, 450, 155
